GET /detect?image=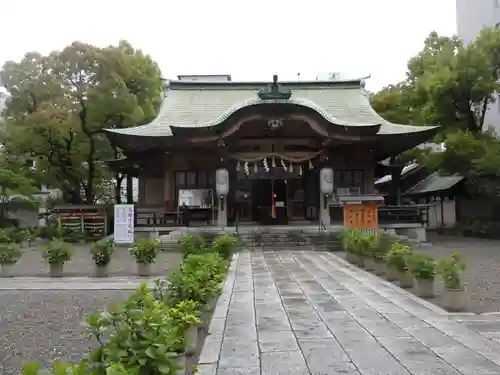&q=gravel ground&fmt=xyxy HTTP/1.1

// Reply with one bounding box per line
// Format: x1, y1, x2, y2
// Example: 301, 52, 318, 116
10, 243, 183, 277
0, 290, 131, 375
417, 233, 500, 314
